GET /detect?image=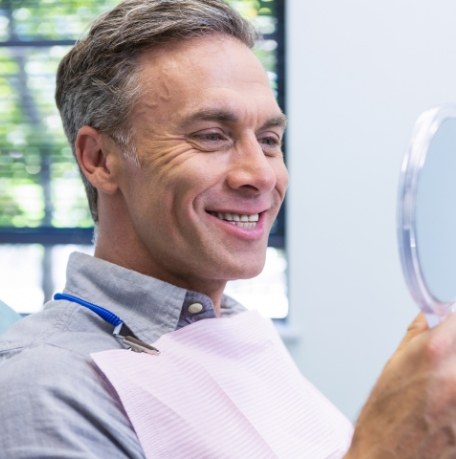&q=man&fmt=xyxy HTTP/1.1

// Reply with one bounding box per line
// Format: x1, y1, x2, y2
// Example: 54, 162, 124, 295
1, 0, 456, 457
